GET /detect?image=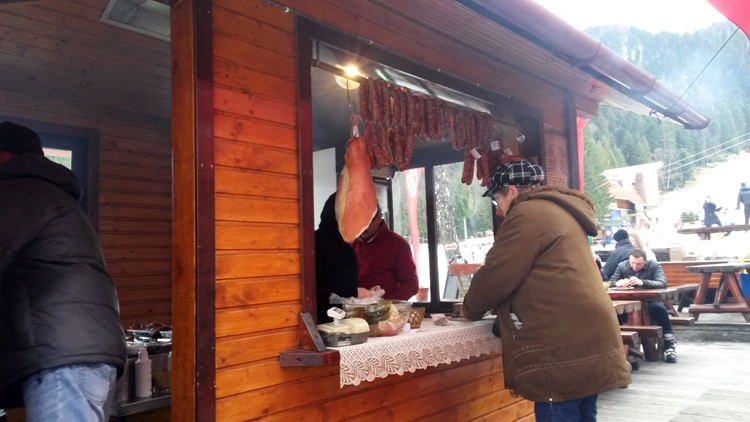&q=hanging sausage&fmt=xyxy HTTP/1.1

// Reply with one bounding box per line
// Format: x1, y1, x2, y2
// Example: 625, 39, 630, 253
359, 81, 371, 123
369, 78, 381, 123
461, 150, 475, 185
417, 96, 427, 139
